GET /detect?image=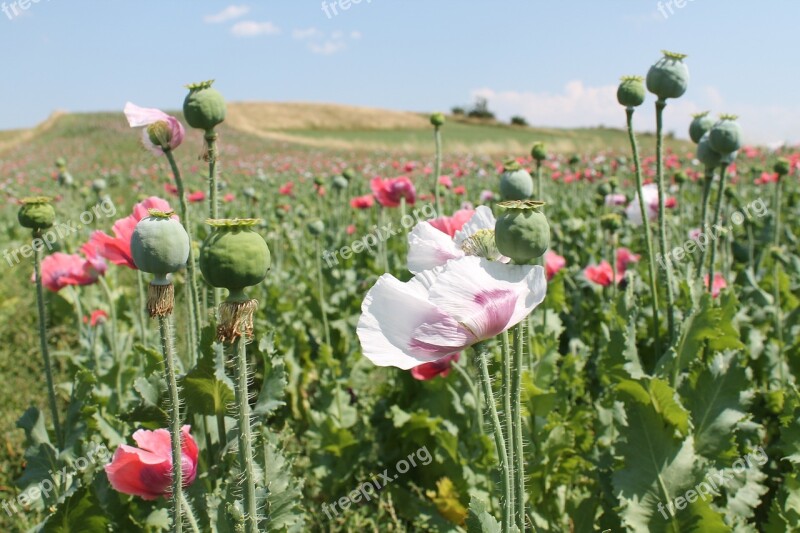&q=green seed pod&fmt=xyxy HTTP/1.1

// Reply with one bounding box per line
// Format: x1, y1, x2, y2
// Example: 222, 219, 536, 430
243, 187, 256, 200
307, 220, 325, 236
568, 155, 581, 166
688, 112, 714, 144
92, 178, 107, 193
314, 176, 325, 187
55, 157, 67, 169
696, 133, 722, 169
430, 112, 445, 127
200, 219, 270, 298
709, 115, 743, 154
131, 210, 190, 283
608, 177, 619, 190
646, 51, 689, 100
530, 142, 547, 162
719, 150, 738, 165
600, 213, 622, 232
183, 80, 226, 132
774, 158, 791, 176
598, 183, 612, 196
674, 171, 688, 185
342, 169, 355, 181
18, 197, 55, 231
499, 160, 533, 201
332, 175, 348, 190
617, 75, 646, 108
495, 200, 550, 264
